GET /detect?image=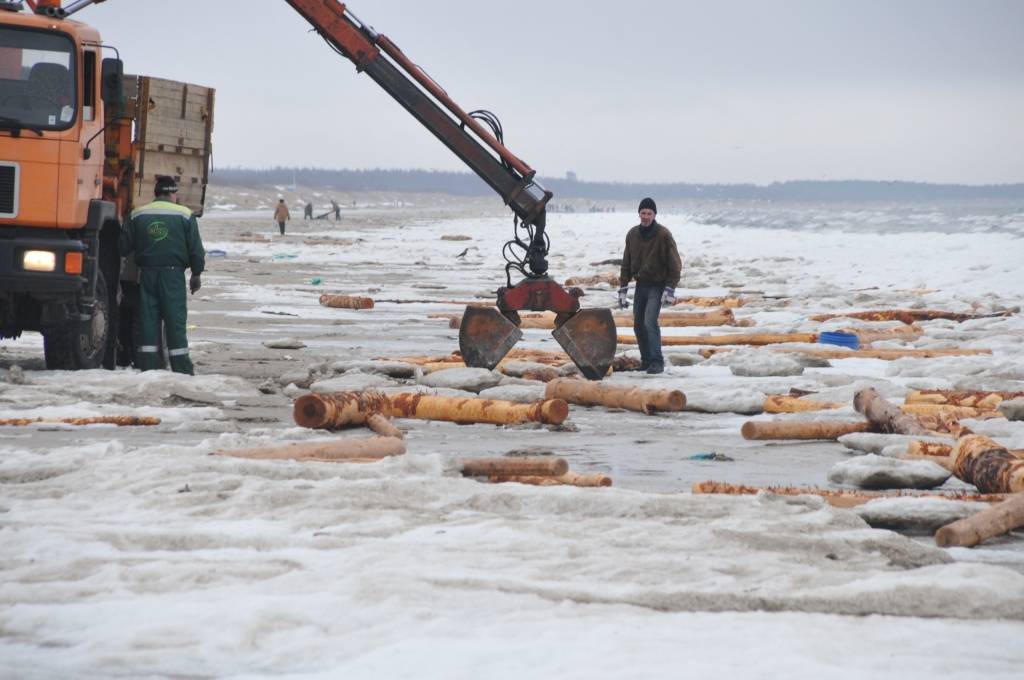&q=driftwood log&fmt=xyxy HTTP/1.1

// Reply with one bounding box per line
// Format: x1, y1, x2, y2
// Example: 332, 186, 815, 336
618, 332, 818, 347
741, 420, 873, 440
442, 308, 742, 329
461, 457, 568, 477
545, 378, 685, 414
698, 347, 993, 361
293, 391, 569, 429
809, 309, 1014, 324
762, 395, 844, 414
673, 296, 745, 308
899, 403, 1004, 420
318, 294, 375, 310
692, 480, 1009, 509
951, 435, 1024, 494
843, 325, 923, 344
904, 390, 1024, 410
487, 472, 613, 487
392, 348, 571, 368
934, 492, 1024, 548
854, 388, 929, 435
0, 415, 161, 426
211, 436, 406, 462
